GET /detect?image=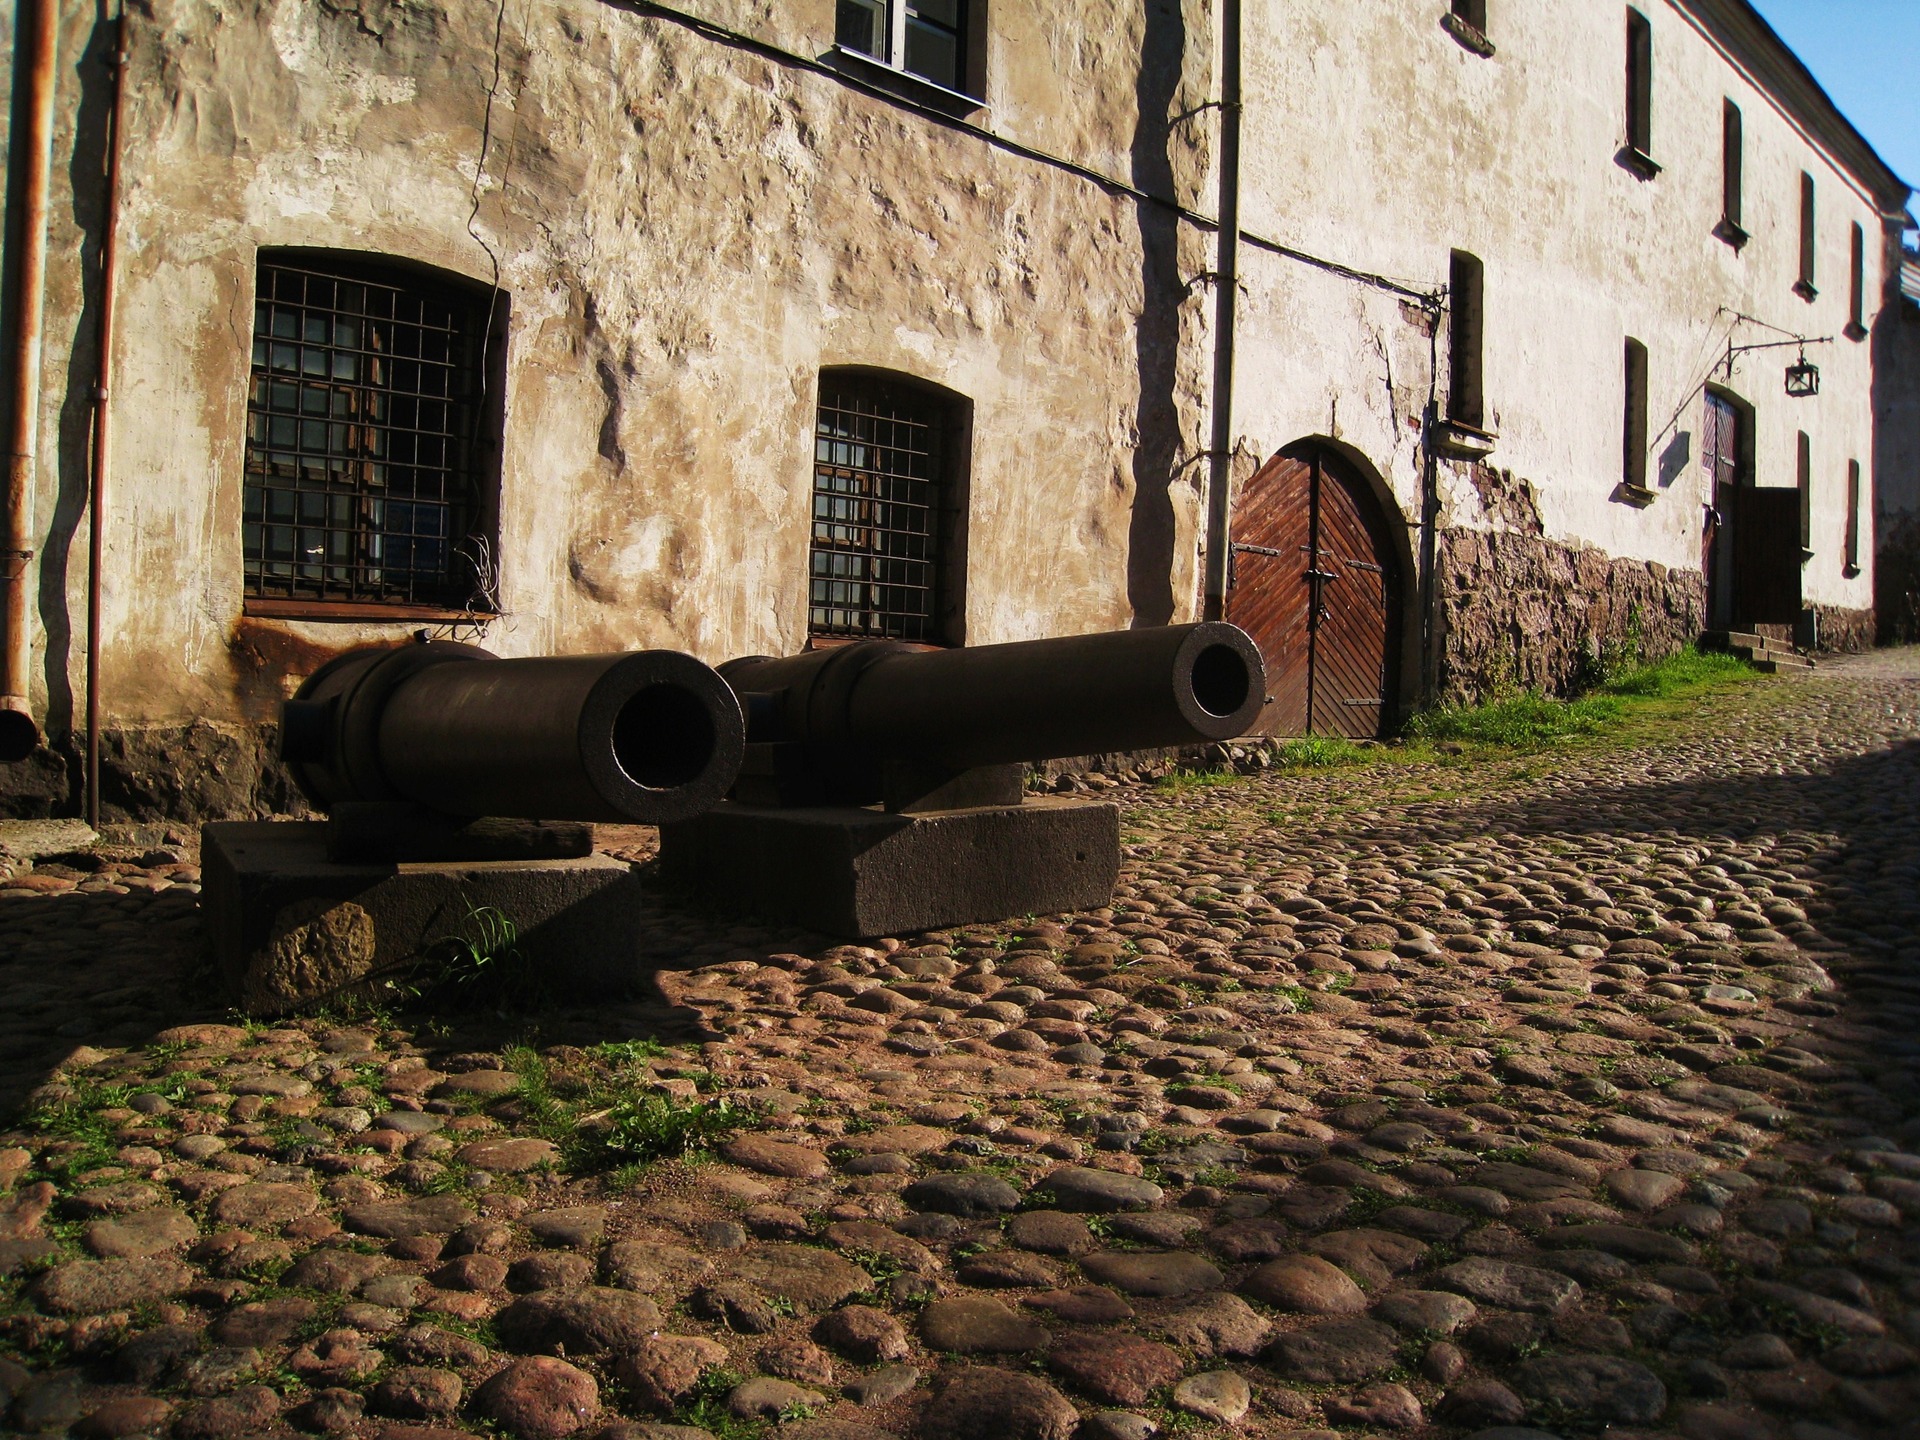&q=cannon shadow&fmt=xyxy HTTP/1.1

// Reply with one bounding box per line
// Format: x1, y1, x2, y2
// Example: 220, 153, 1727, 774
0, 853, 832, 1124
